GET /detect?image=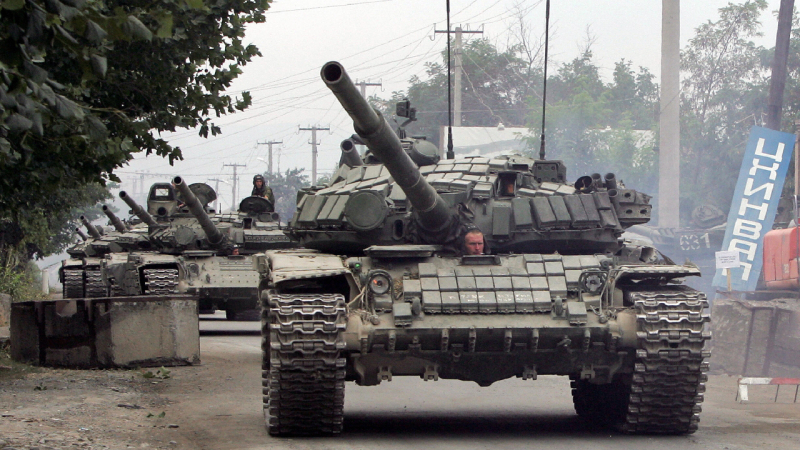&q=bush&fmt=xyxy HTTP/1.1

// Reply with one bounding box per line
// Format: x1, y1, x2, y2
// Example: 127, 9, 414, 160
0, 263, 47, 302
